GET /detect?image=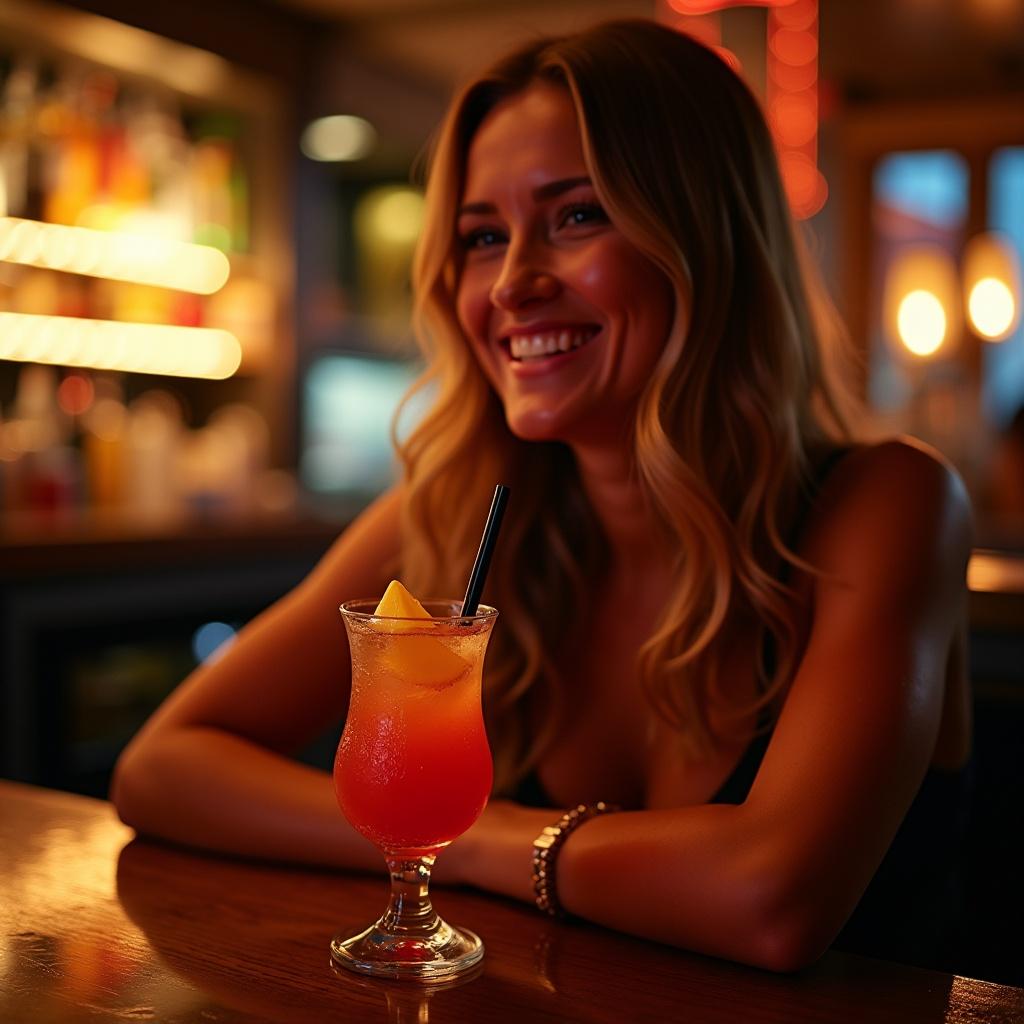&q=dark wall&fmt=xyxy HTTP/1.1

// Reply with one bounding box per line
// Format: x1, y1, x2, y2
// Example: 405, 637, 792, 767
55, 0, 330, 84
